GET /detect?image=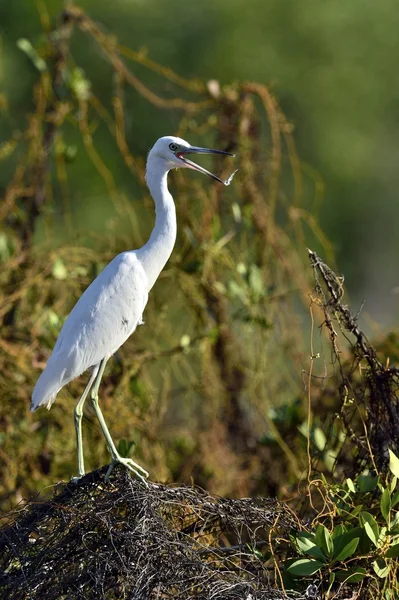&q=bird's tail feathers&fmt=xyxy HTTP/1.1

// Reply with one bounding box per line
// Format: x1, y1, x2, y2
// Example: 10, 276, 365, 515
30, 361, 66, 412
